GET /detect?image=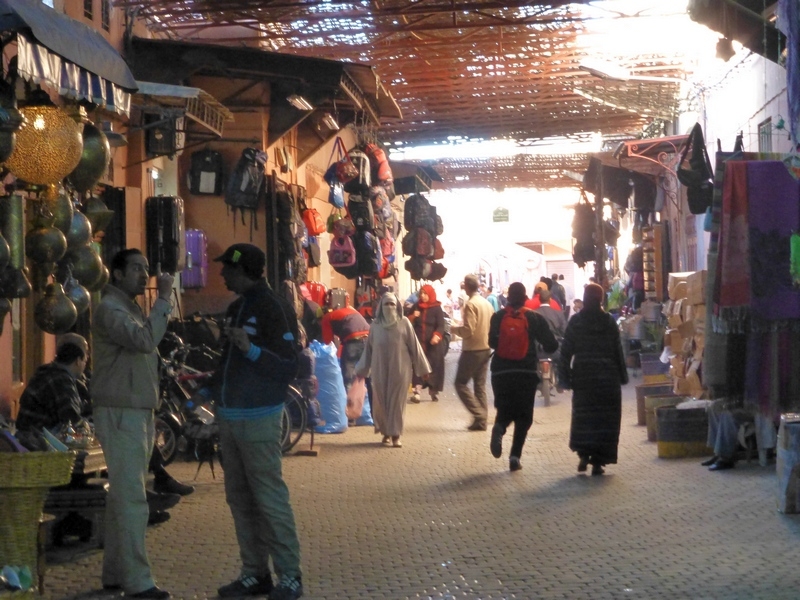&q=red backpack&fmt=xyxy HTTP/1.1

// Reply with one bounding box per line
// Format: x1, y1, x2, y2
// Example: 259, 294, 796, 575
495, 307, 530, 360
